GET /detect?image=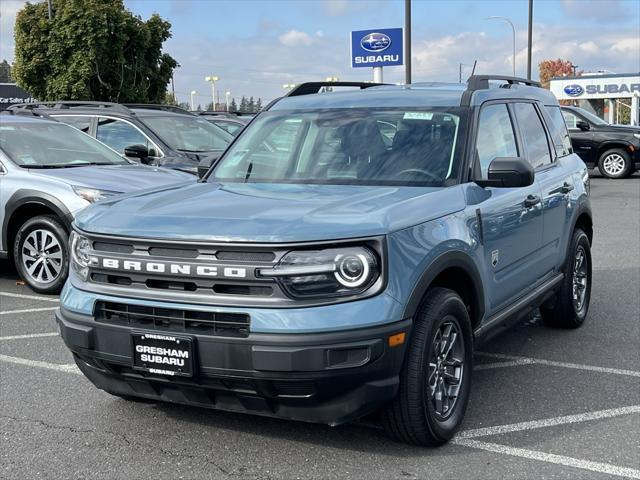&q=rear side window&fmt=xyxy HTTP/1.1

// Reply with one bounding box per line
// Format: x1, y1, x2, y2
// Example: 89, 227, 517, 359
513, 103, 552, 169
562, 110, 579, 129
544, 106, 572, 157
54, 115, 92, 134
476, 104, 519, 178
